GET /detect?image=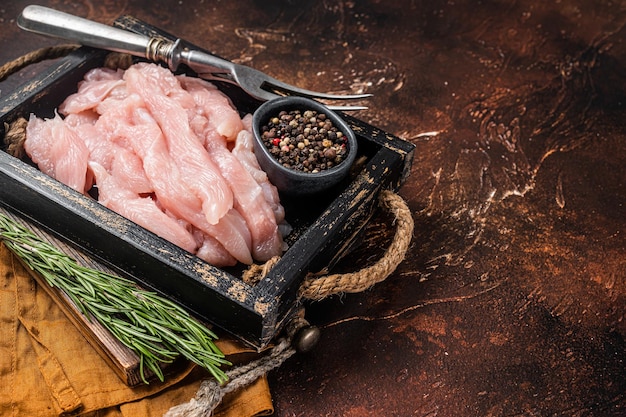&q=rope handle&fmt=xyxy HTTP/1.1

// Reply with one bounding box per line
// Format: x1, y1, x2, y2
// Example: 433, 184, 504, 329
299, 189, 413, 300
242, 189, 413, 299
